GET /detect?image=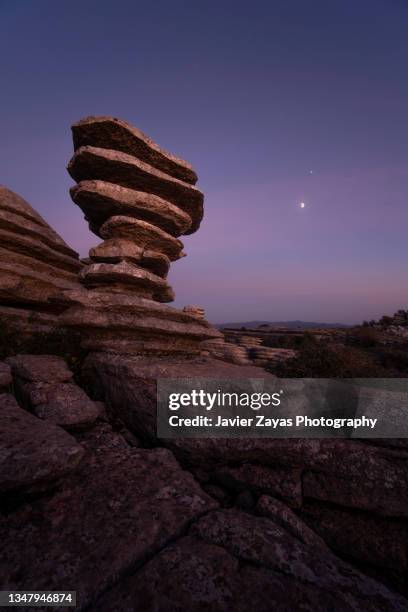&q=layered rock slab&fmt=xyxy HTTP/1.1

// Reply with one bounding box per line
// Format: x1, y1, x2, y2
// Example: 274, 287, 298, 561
89, 239, 171, 278
0, 186, 79, 260
79, 212, 180, 301
79, 261, 174, 302
72, 115, 198, 184
100, 216, 184, 260
60, 290, 222, 355
0, 186, 81, 337
68, 146, 203, 233
71, 180, 192, 236
0, 307, 59, 338
0, 425, 217, 610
